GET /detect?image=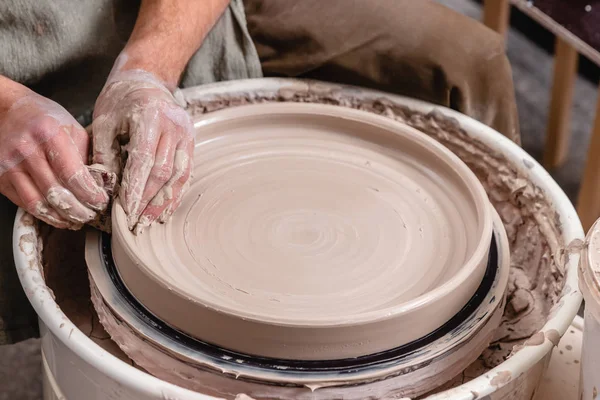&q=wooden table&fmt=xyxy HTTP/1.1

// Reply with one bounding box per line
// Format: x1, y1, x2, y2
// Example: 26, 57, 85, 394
483, 0, 600, 230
